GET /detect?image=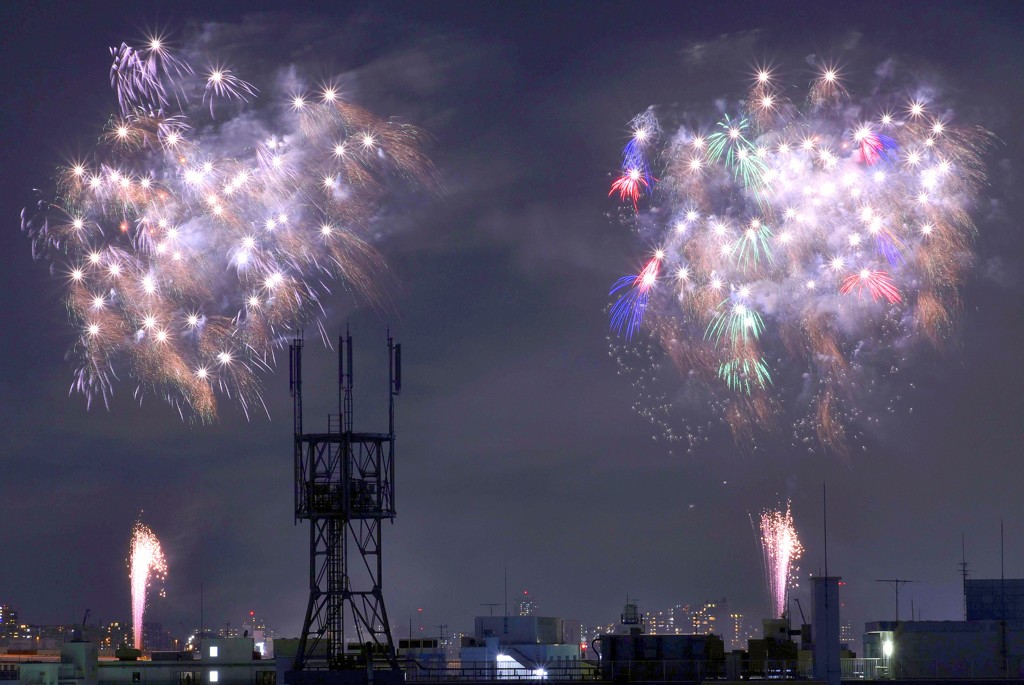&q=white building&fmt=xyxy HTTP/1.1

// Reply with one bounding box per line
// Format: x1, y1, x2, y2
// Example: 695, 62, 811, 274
3, 638, 276, 685
460, 617, 582, 680
863, 619, 1024, 679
